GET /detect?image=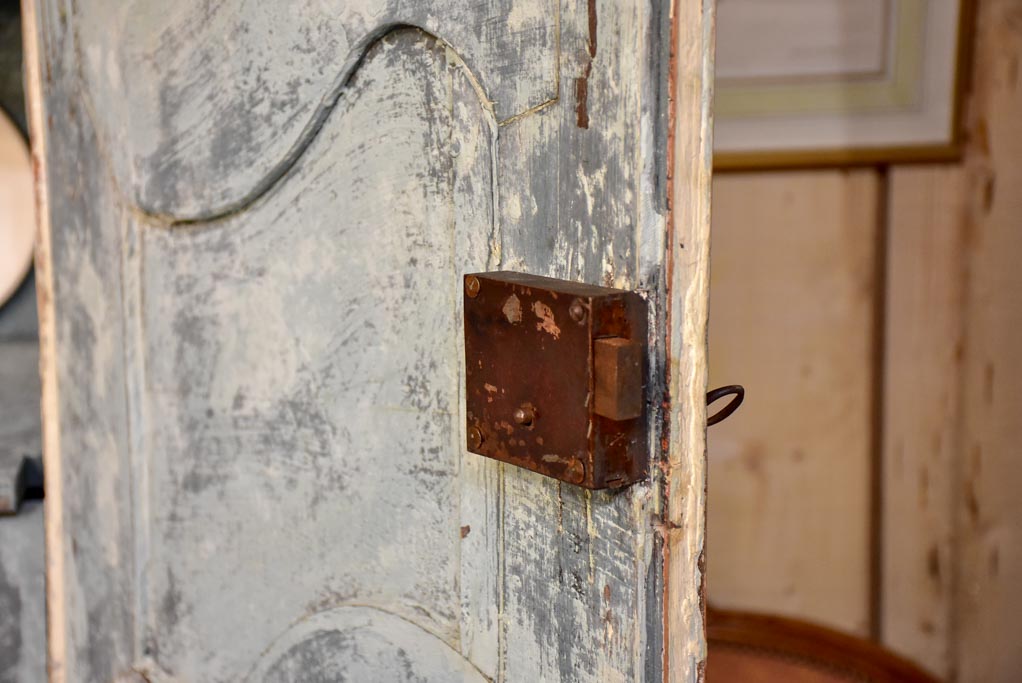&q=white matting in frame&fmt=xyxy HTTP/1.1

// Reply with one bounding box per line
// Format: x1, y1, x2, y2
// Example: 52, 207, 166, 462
714, 0, 967, 168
